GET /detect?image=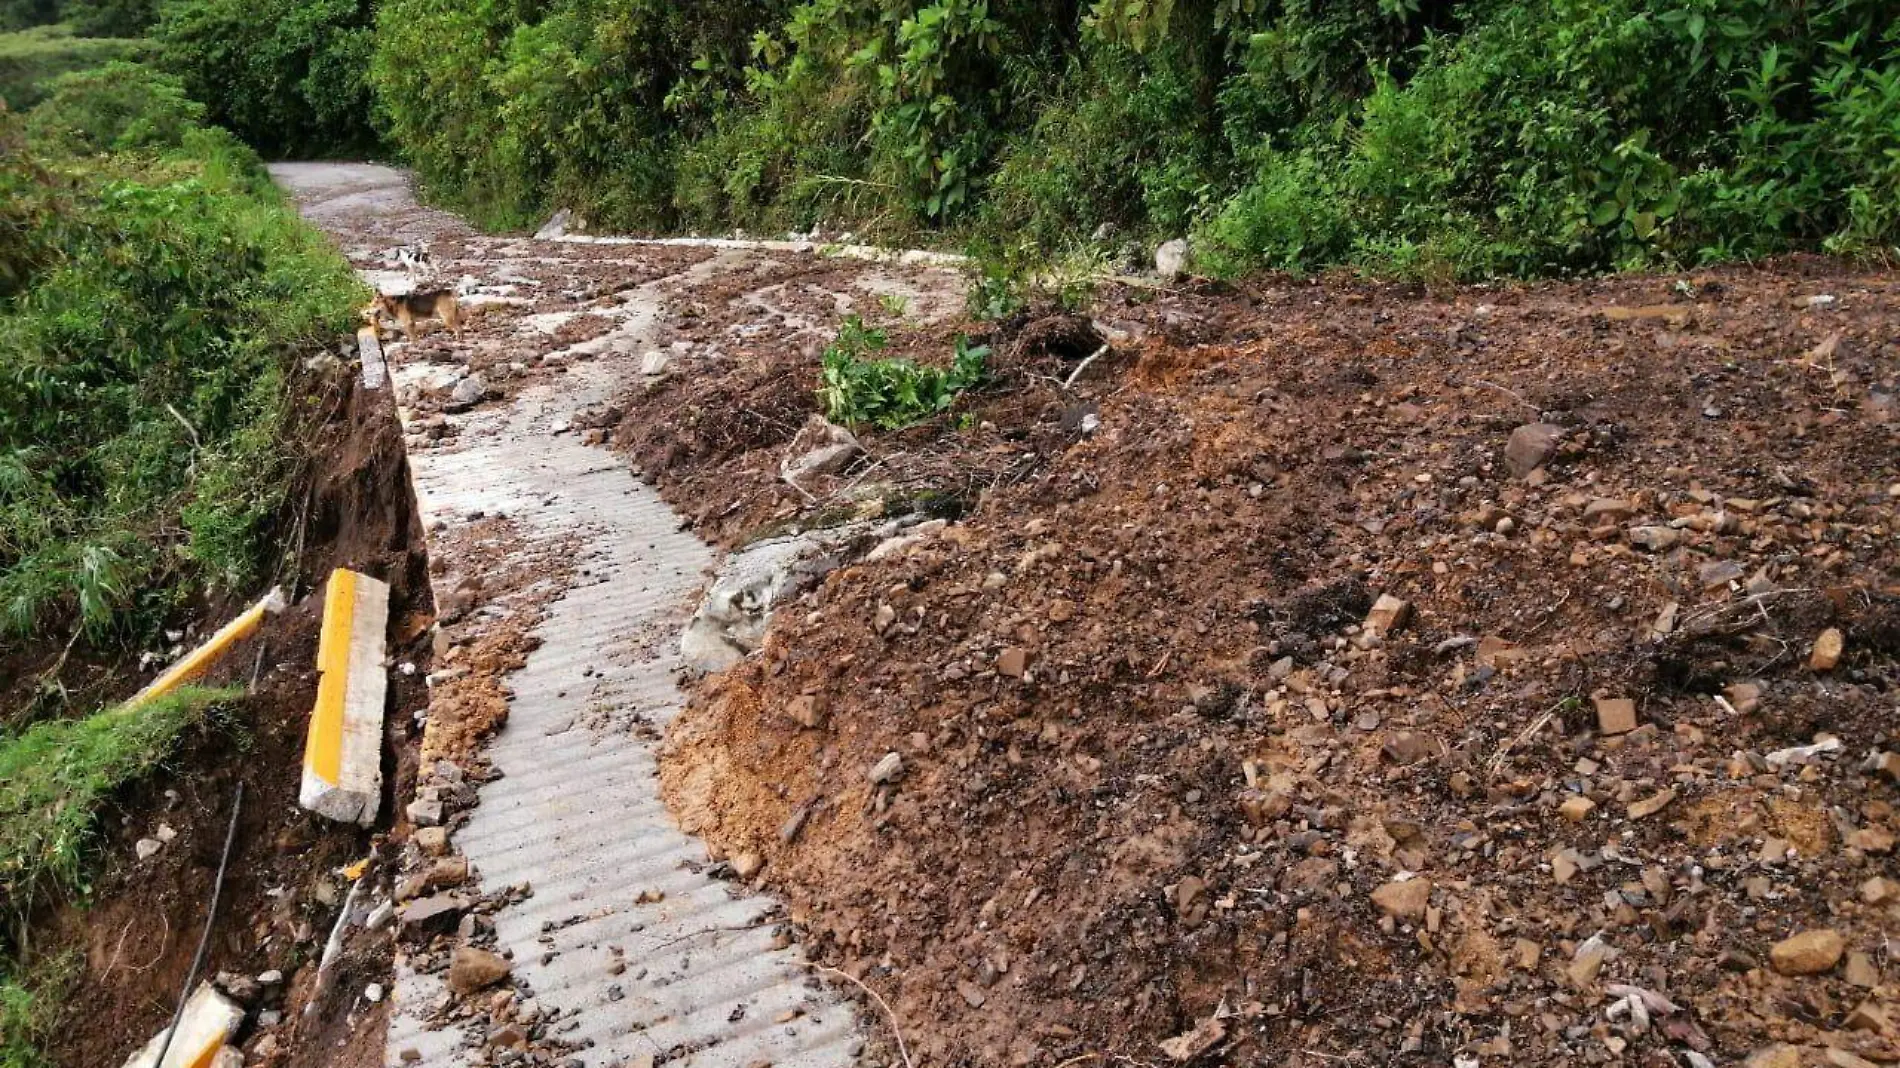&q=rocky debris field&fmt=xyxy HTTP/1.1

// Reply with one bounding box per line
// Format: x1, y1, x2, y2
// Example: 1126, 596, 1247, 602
636, 257, 1900, 1067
